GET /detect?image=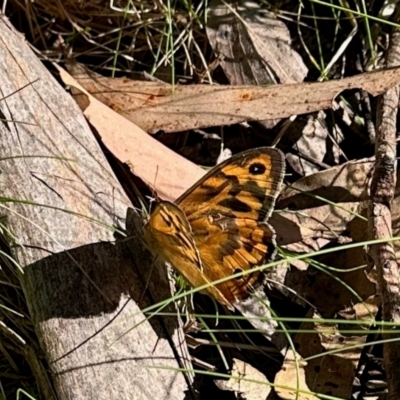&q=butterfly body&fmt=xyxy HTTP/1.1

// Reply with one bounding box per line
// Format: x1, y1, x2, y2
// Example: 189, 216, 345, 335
143, 147, 285, 309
